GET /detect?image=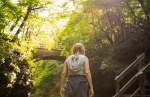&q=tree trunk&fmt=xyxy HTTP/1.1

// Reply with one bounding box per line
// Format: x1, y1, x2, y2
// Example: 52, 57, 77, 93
15, 4, 32, 37
10, 17, 20, 31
